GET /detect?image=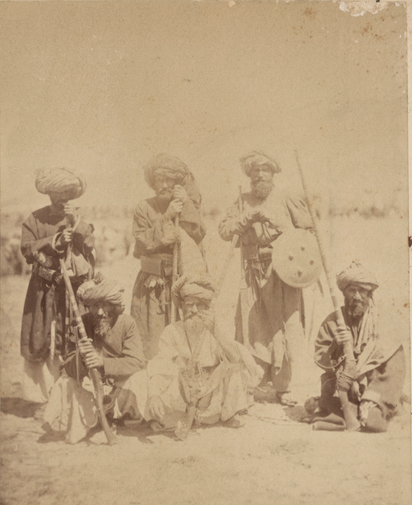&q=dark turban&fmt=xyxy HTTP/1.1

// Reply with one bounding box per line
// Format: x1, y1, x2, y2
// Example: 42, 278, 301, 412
172, 274, 216, 309
143, 154, 202, 208
35, 168, 86, 199
240, 150, 281, 177
77, 273, 125, 311
336, 261, 379, 293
